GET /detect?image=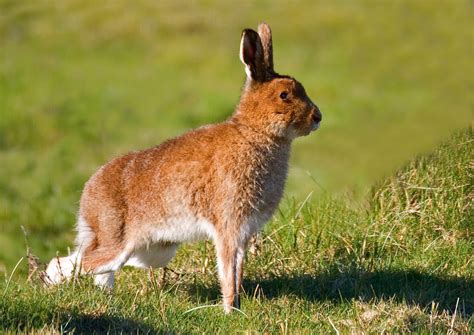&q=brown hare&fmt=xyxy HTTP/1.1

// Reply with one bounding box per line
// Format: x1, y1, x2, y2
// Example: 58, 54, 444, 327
45, 23, 322, 313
